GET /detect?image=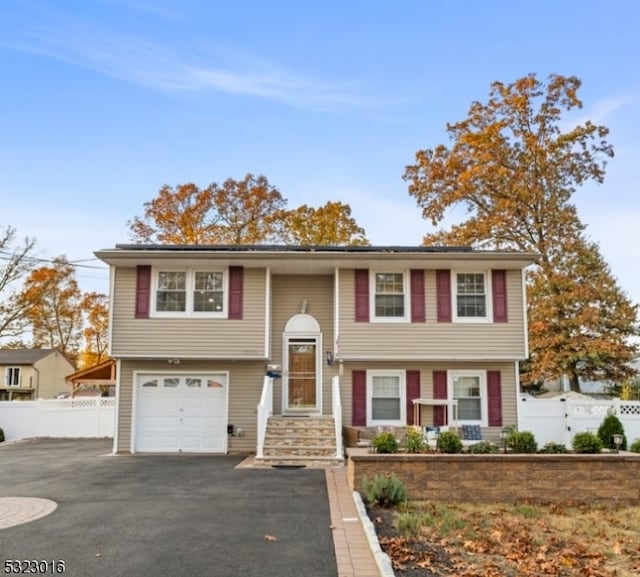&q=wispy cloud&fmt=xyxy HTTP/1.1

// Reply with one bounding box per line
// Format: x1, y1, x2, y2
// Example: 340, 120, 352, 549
1, 5, 372, 110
